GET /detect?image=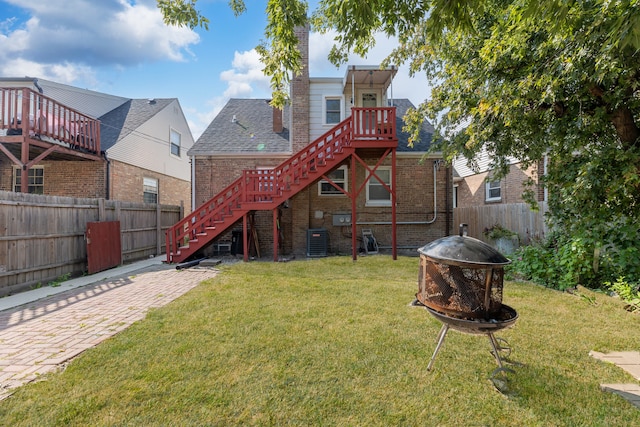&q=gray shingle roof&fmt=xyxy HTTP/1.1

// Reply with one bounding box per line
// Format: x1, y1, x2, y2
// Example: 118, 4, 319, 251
188, 99, 290, 156
99, 98, 174, 150
392, 99, 434, 152
189, 98, 433, 156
